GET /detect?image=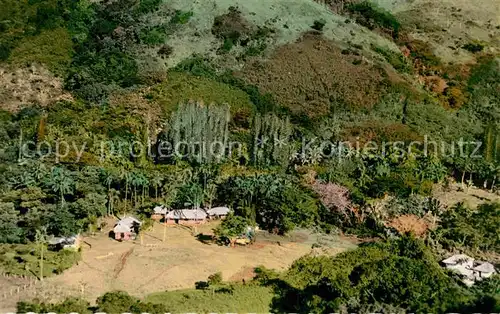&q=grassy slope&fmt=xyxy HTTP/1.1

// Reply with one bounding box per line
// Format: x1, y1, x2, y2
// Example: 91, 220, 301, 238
145, 284, 273, 313
165, 0, 399, 68
377, 0, 500, 64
